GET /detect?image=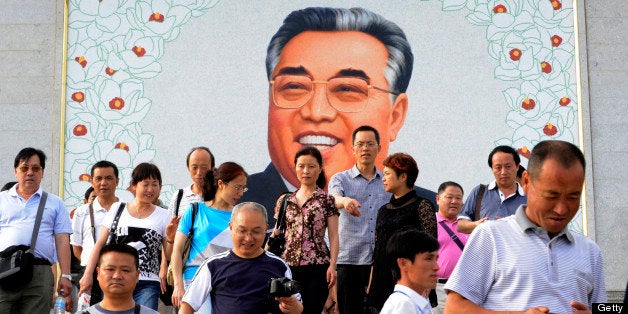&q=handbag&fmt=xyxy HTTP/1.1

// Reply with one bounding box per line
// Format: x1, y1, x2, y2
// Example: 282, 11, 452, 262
166, 201, 199, 286
106, 203, 127, 244
0, 192, 47, 291
161, 189, 183, 305
266, 193, 290, 256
